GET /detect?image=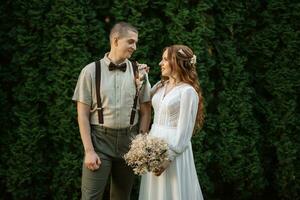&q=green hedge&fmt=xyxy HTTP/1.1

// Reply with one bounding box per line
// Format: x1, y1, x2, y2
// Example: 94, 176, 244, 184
0, 0, 299, 199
